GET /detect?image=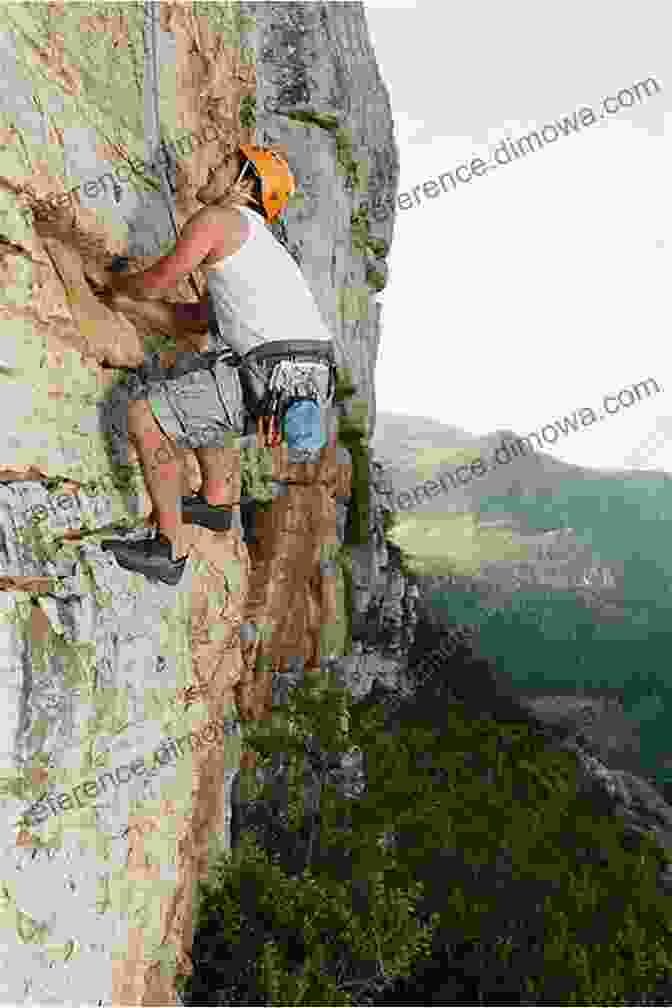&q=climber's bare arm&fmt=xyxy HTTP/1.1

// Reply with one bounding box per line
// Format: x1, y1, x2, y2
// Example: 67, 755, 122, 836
104, 208, 223, 299
100, 206, 245, 352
